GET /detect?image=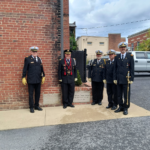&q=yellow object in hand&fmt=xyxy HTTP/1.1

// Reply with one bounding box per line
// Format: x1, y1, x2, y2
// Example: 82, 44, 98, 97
41, 77, 45, 84
103, 80, 107, 84
113, 80, 117, 85
88, 78, 91, 82
22, 78, 27, 85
